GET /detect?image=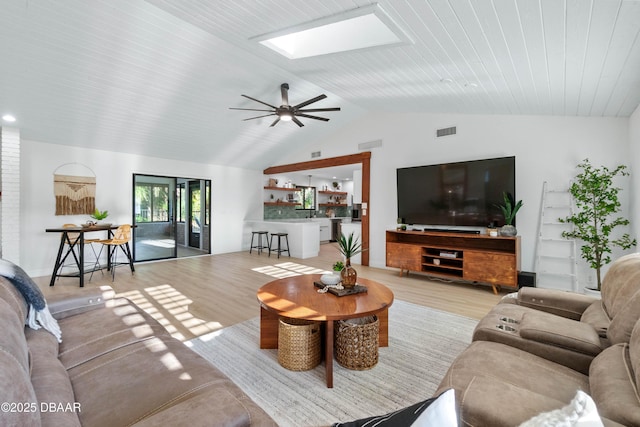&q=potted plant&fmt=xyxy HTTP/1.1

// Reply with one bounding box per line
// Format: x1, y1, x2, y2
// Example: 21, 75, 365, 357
332, 260, 344, 273
559, 159, 636, 292
337, 232, 364, 288
496, 192, 522, 236
89, 208, 109, 224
